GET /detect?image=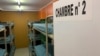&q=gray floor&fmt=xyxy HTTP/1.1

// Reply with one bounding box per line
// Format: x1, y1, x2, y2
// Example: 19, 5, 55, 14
14, 48, 29, 56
